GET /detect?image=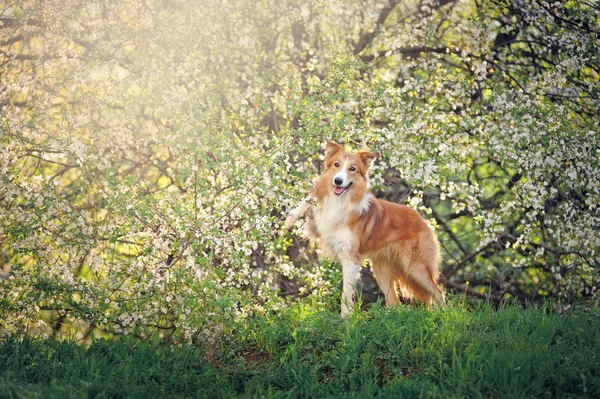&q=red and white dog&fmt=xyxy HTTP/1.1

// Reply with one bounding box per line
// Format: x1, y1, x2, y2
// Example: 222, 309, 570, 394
285, 139, 445, 316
